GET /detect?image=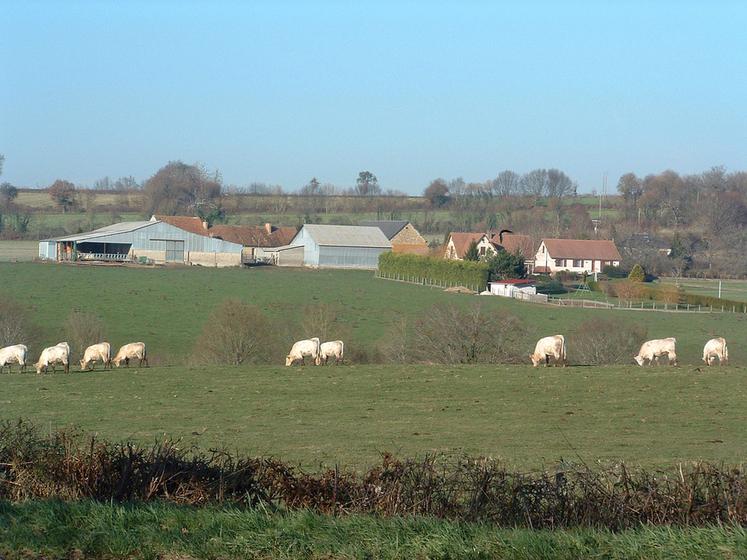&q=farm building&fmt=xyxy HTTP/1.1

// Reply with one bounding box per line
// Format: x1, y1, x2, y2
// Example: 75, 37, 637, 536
533, 238, 621, 274
209, 223, 297, 263
359, 220, 428, 255
281, 224, 391, 269
444, 231, 535, 265
486, 278, 537, 297
38, 217, 243, 266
